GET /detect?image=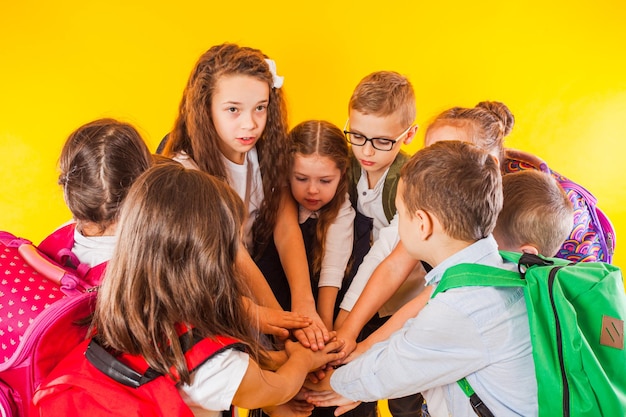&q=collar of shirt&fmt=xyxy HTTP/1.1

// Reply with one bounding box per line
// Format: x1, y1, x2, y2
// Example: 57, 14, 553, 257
298, 206, 319, 224
424, 235, 504, 286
